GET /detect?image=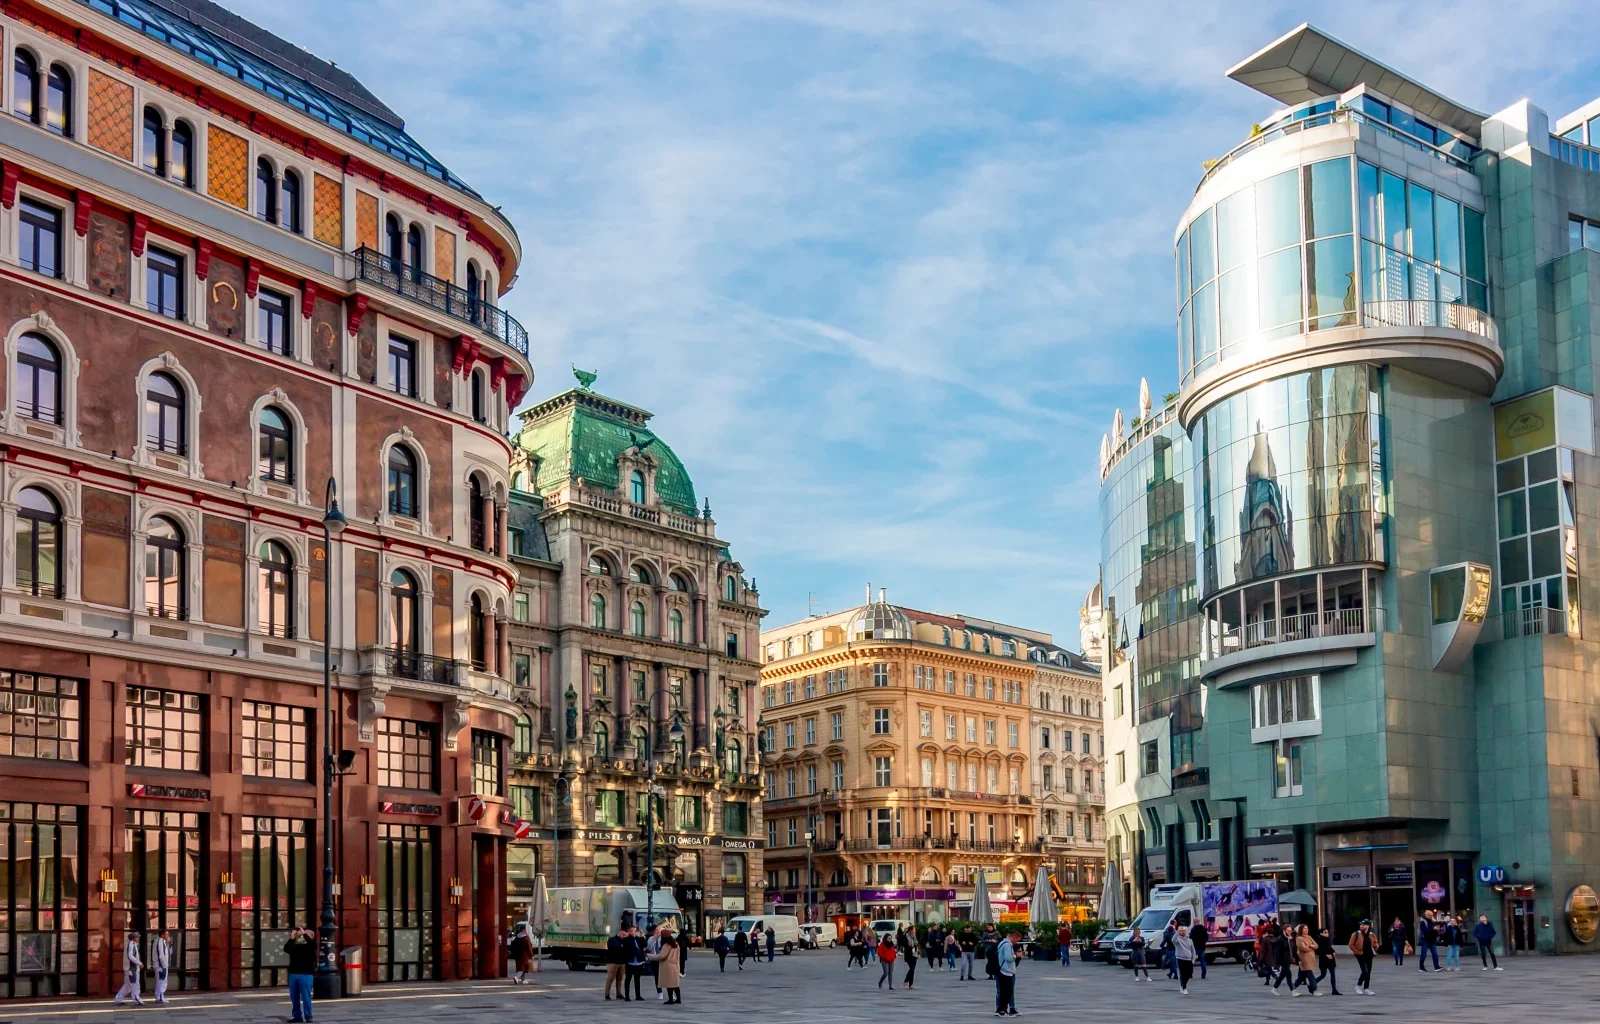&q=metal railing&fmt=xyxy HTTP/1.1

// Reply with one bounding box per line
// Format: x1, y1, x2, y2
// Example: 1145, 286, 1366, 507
1551, 134, 1600, 173
1198, 107, 1472, 194
351, 247, 529, 356
1502, 605, 1566, 639
1101, 401, 1179, 482
1363, 300, 1498, 345
1214, 605, 1377, 655
364, 647, 463, 686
